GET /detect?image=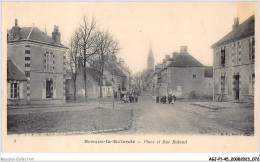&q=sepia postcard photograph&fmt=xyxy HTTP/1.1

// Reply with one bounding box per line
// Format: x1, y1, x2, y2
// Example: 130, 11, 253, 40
1, 1, 259, 160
